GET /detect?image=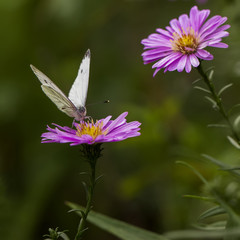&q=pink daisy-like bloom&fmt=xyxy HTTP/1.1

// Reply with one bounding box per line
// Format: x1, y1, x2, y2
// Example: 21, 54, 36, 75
141, 5, 230, 75
41, 112, 141, 145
